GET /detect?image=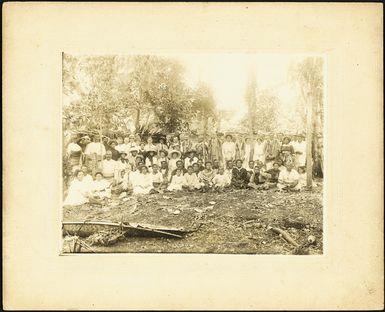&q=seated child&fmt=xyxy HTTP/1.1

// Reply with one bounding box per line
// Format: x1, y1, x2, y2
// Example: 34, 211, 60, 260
277, 163, 300, 191
183, 166, 202, 191
248, 166, 267, 190
170, 160, 187, 181
167, 168, 185, 191
297, 166, 316, 190
198, 161, 215, 191
212, 167, 231, 190
212, 159, 220, 175
244, 160, 255, 180
231, 159, 249, 189
159, 161, 170, 187
151, 164, 164, 191
225, 160, 234, 181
